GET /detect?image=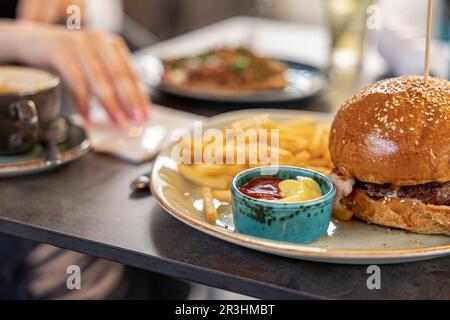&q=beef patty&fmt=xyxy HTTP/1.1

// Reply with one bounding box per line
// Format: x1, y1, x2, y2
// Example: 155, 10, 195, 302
355, 181, 450, 206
